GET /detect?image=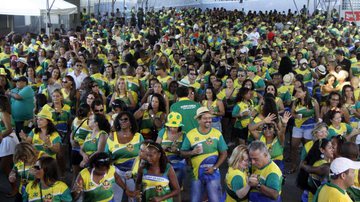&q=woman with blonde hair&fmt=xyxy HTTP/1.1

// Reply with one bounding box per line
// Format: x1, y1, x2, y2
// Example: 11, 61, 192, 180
224, 145, 251, 202
110, 77, 136, 110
